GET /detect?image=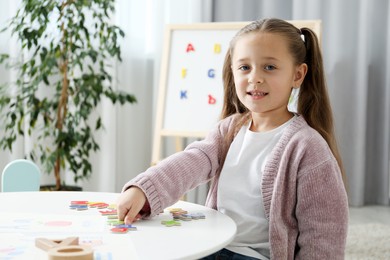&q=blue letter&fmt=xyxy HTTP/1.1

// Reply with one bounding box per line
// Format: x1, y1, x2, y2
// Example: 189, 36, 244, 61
208, 69, 215, 78
180, 90, 188, 99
